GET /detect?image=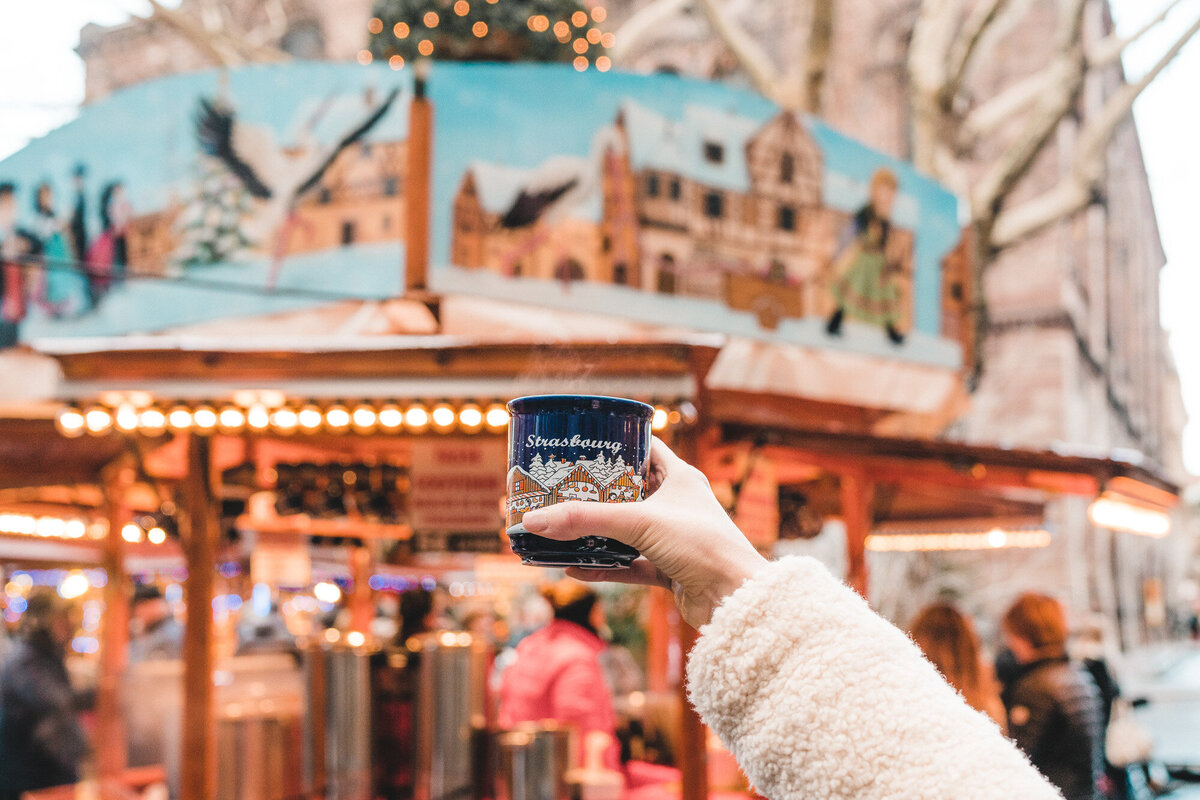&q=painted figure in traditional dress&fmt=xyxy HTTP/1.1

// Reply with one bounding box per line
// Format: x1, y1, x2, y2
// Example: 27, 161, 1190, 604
825, 167, 905, 345
86, 181, 131, 301
33, 183, 90, 318
0, 183, 38, 348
